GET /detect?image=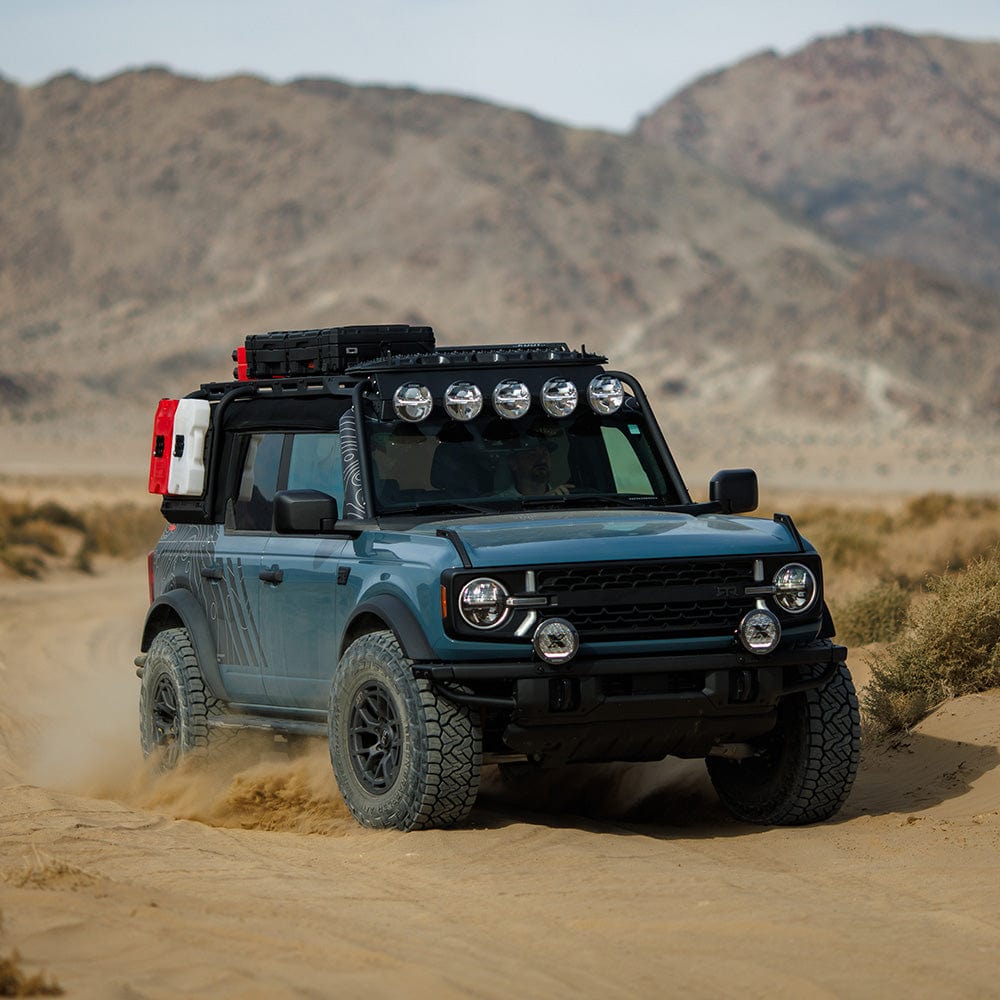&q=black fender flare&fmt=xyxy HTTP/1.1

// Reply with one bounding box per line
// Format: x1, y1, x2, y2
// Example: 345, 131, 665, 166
342, 595, 437, 662
140, 588, 228, 701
